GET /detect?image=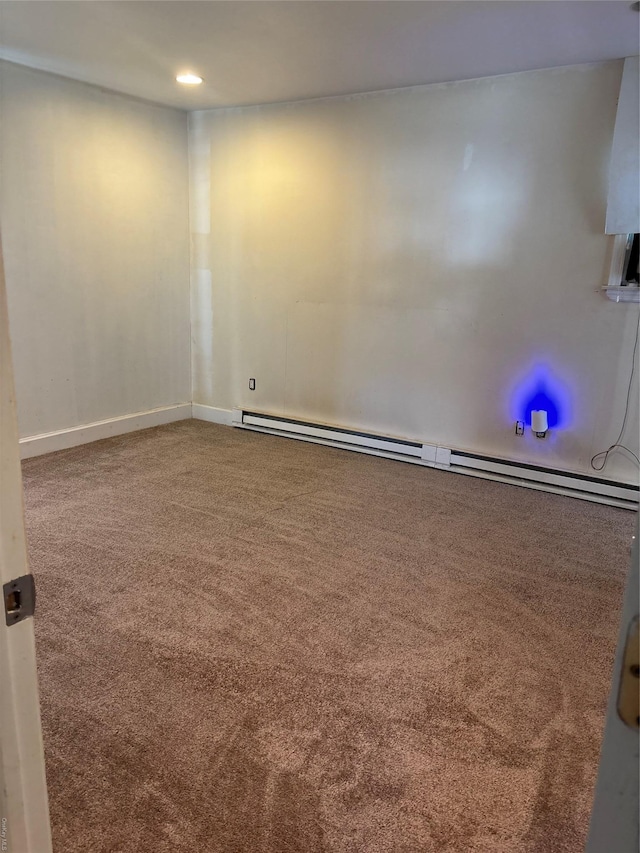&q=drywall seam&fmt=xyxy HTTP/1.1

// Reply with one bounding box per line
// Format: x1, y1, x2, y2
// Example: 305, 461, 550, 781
188, 111, 214, 406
